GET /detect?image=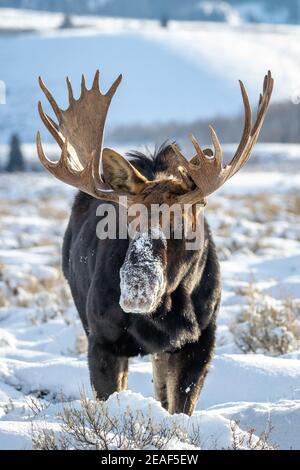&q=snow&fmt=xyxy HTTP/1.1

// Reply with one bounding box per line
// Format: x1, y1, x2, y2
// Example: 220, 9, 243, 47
0, 143, 299, 449
1, 9, 300, 142
200, 355, 300, 406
